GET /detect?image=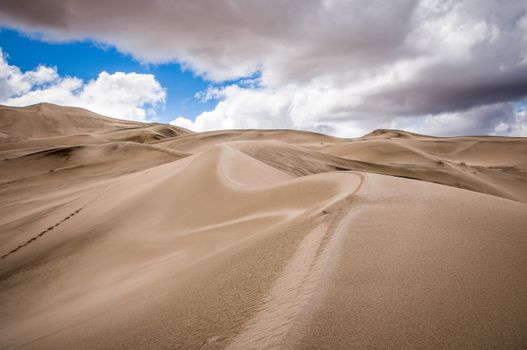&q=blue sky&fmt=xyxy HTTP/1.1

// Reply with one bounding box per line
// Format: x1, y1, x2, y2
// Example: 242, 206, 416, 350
0, 28, 217, 123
